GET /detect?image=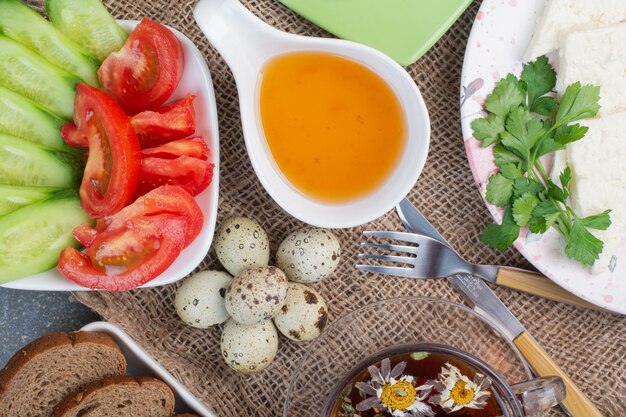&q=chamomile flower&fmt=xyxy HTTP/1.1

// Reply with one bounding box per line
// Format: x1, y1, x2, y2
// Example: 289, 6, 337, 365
355, 358, 434, 417
429, 362, 492, 413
